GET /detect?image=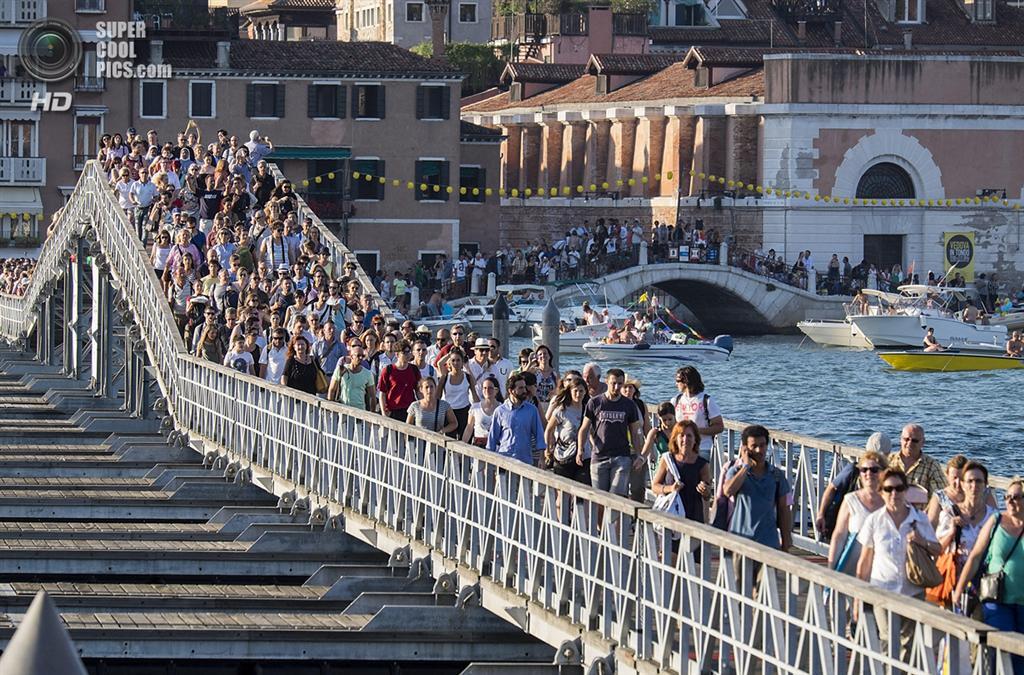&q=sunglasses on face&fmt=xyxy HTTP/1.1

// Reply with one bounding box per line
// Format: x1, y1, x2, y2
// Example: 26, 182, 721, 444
1007, 494, 1024, 503
881, 484, 907, 493
859, 466, 881, 474
901, 437, 922, 444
